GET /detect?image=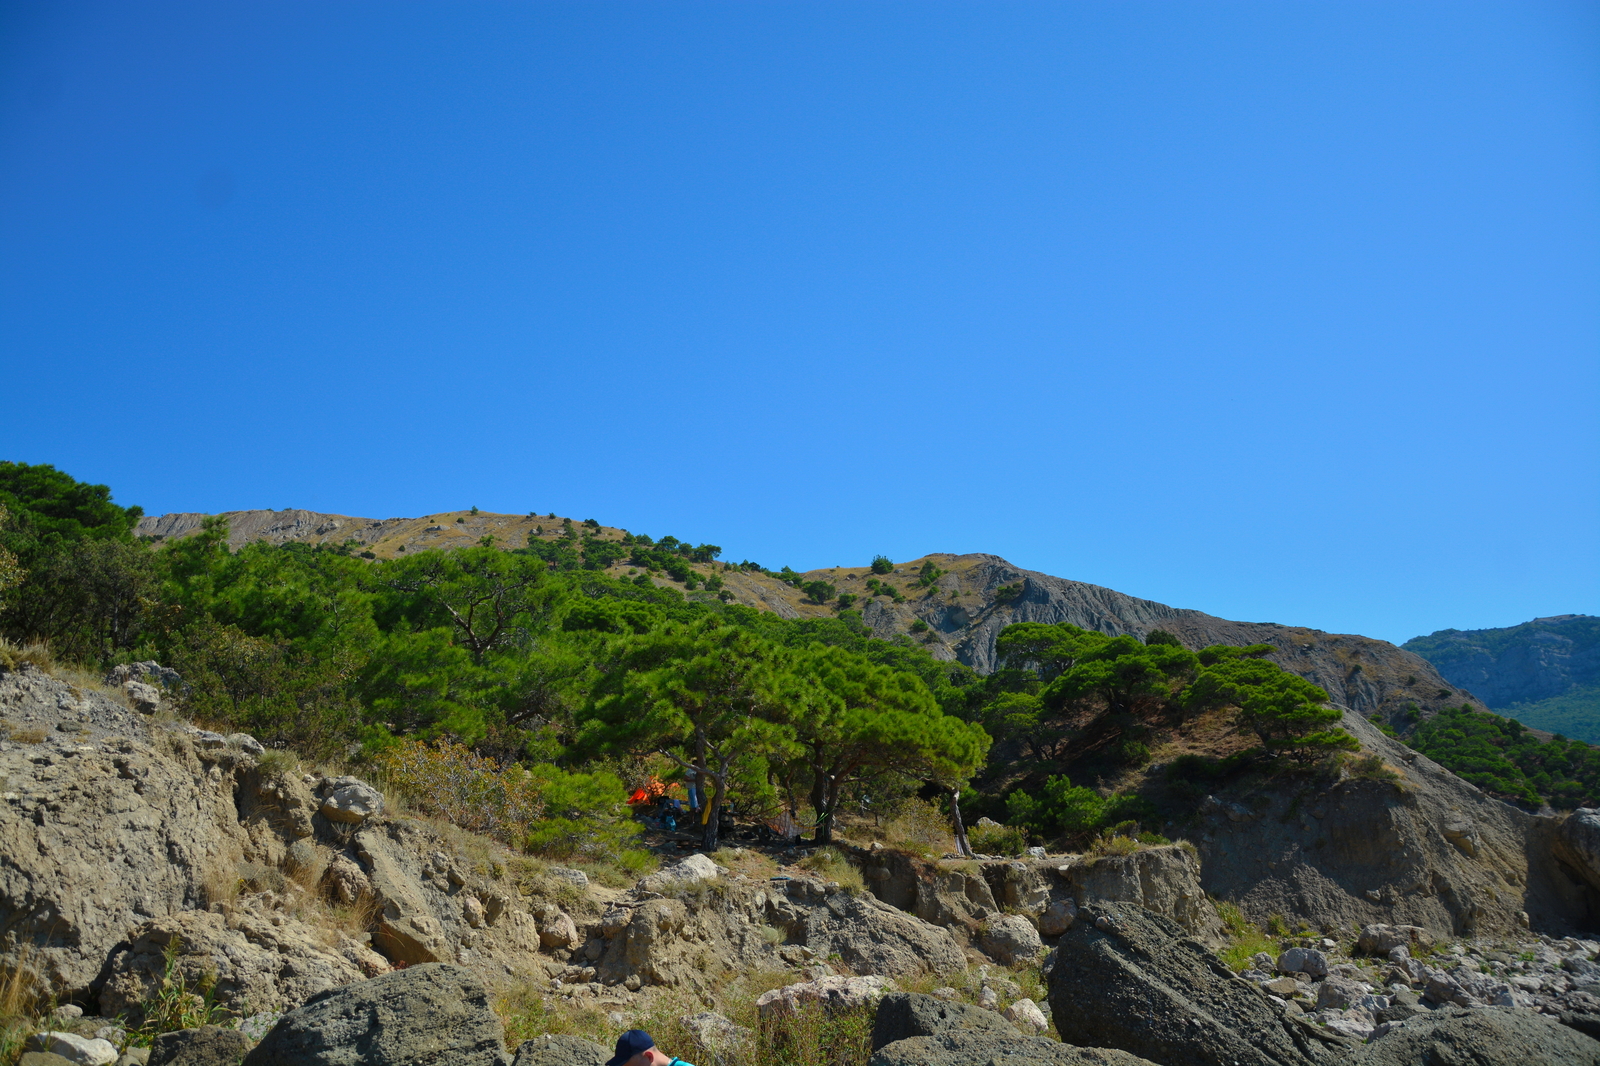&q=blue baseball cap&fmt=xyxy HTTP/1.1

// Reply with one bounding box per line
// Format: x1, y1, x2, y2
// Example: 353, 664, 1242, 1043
607, 1029, 654, 1066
